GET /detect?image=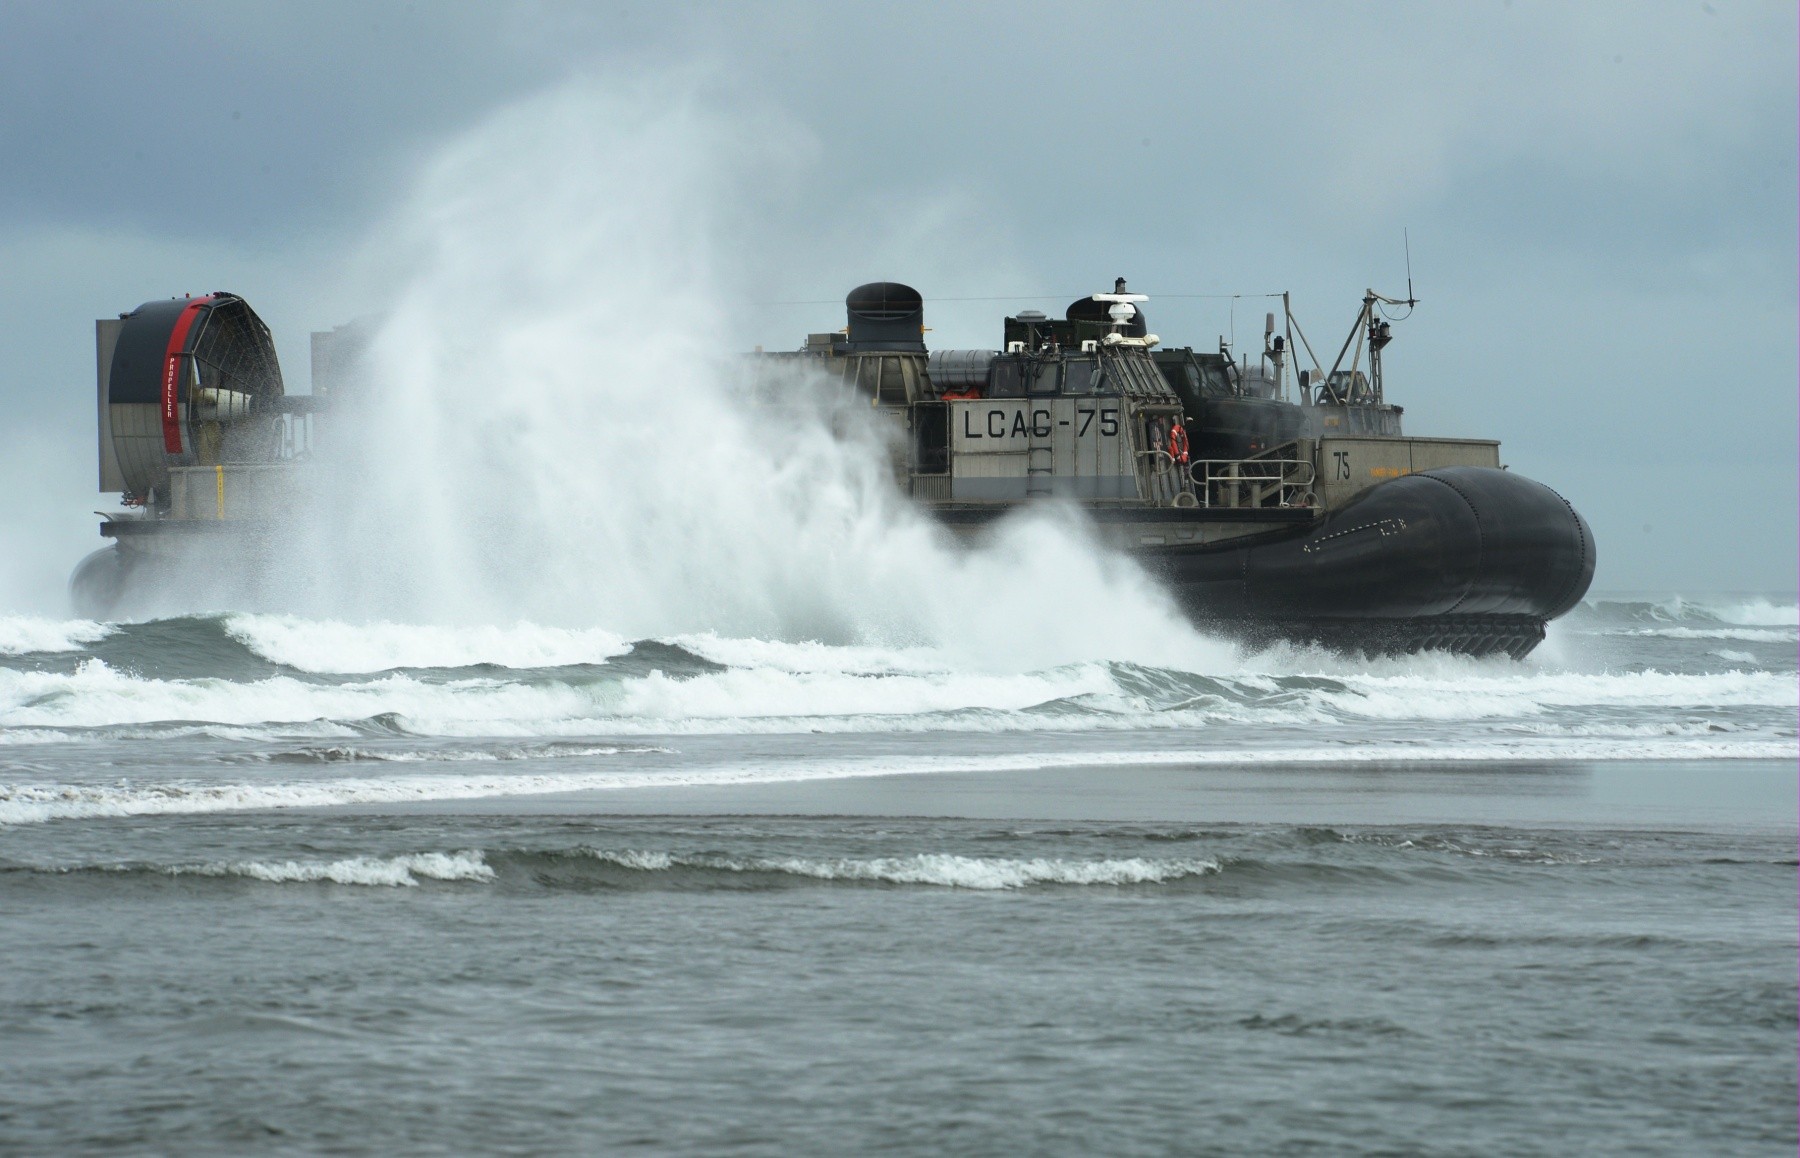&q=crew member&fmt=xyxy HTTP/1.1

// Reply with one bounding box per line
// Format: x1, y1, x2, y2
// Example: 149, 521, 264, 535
1169, 419, 1190, 466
